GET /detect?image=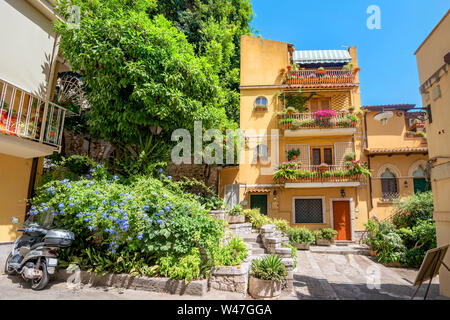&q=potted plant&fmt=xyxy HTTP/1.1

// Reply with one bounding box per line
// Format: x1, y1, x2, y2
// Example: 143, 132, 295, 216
284, 117, 293, 128
287, 227, 315, 250
287, 149, 300, 161
286, 106, 296, 115
287, 65, 292, 71
344, 152, 356, 162
347, 106, 356, 114
316, 67, 326, 75
313, 228, 337, 246
348, 113, 359, 126
249, 255, 288, 299
226, 204, 245, 224
355, 110, 364, 118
